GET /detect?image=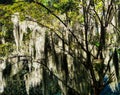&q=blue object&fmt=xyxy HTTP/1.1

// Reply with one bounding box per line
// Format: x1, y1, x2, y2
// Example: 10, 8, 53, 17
100, 76, 120, 95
